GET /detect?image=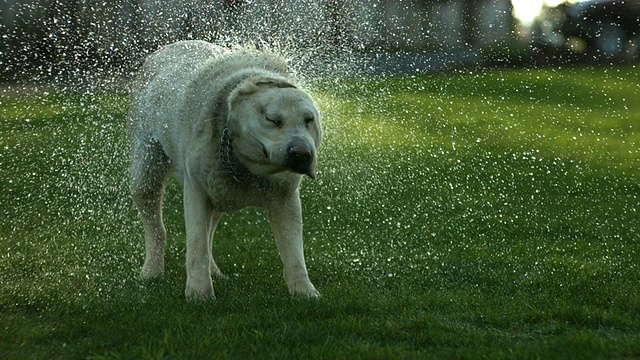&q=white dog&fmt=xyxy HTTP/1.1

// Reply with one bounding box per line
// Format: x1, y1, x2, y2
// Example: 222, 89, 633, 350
127, 41, 322, 299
